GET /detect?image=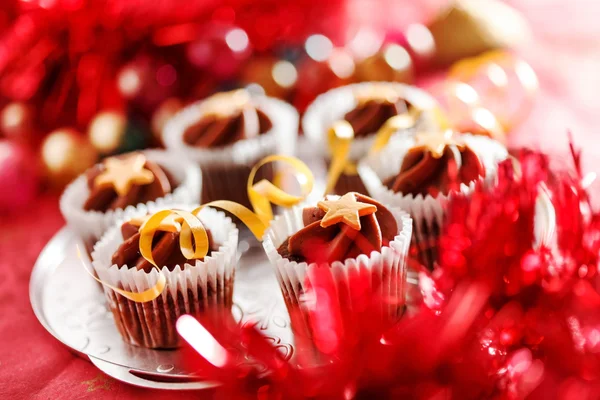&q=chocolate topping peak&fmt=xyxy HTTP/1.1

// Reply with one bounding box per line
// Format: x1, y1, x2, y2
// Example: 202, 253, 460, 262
83, 154, 176, 212
112, 214, 218, 272
183, 90, 272, 148
278, 193, 398, 264
343, 86, 412, 138
384, 132, 485, 196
